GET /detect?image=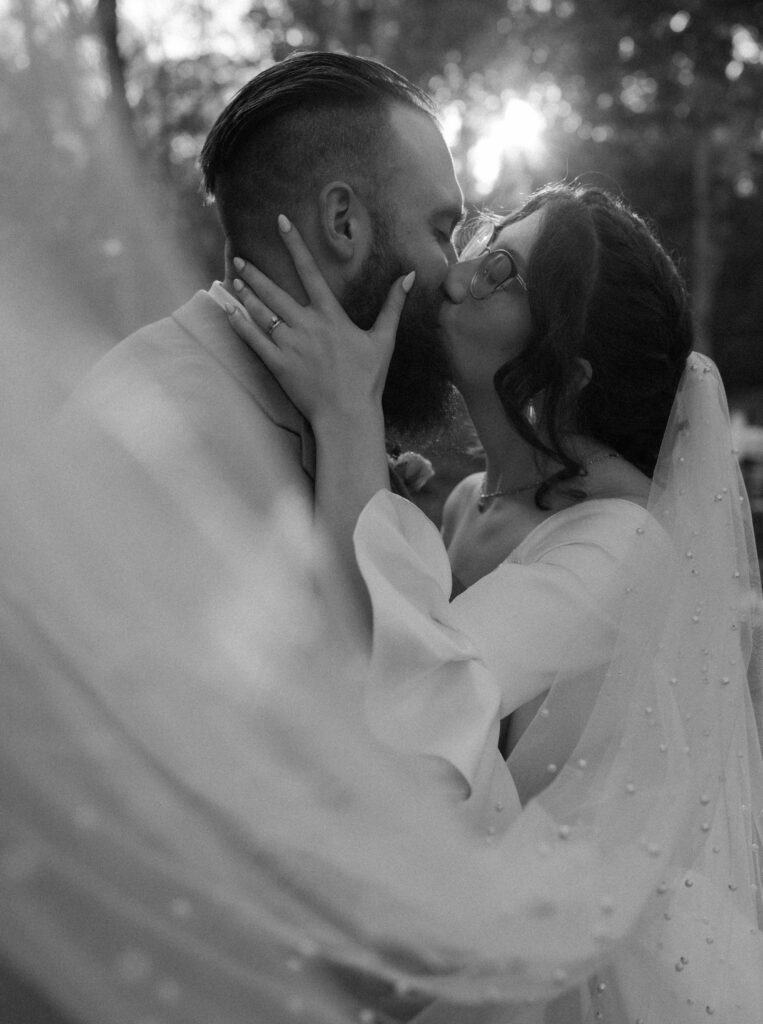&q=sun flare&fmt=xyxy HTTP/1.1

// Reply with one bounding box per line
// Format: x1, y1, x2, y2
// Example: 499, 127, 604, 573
469, 97, 546, 195
119, 0, 257, 59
